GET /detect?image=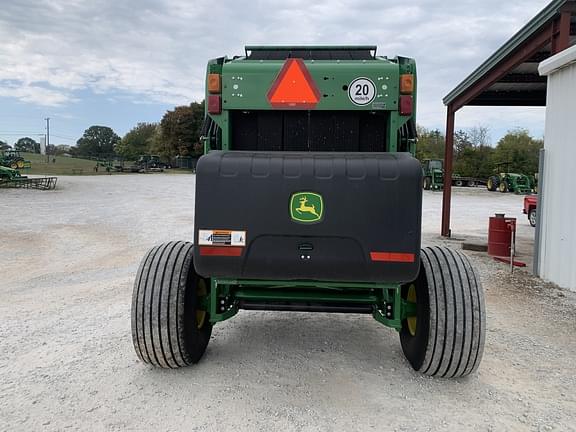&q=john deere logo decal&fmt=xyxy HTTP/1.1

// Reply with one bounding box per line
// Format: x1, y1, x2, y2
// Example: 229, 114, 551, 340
290, 192, 323, 223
